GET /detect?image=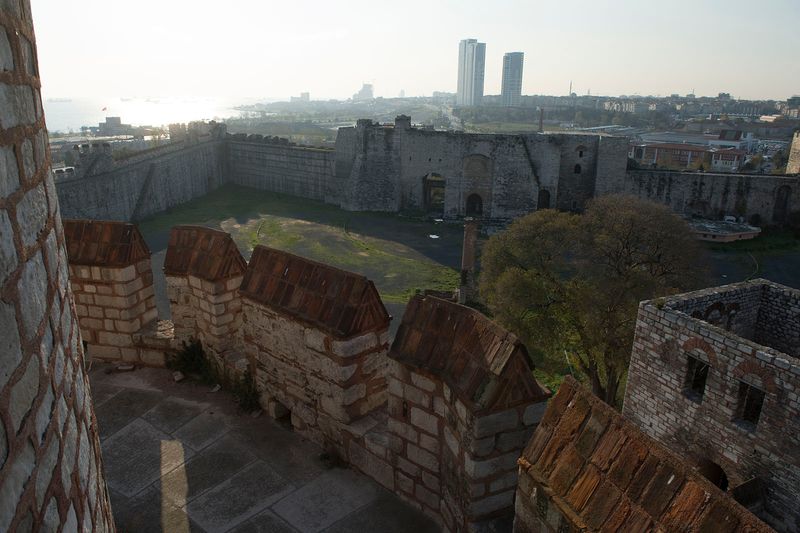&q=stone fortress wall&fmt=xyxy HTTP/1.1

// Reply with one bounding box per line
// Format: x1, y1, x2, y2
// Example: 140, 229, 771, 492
787, 131, 800, 175
61, 219, 553, 531
227, 135, 335, 202
0, 2, 115, 529
623, 279, 800, 532
54, 115, 798, 226
57, 135, 226, 222
624, 169, 799, 224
